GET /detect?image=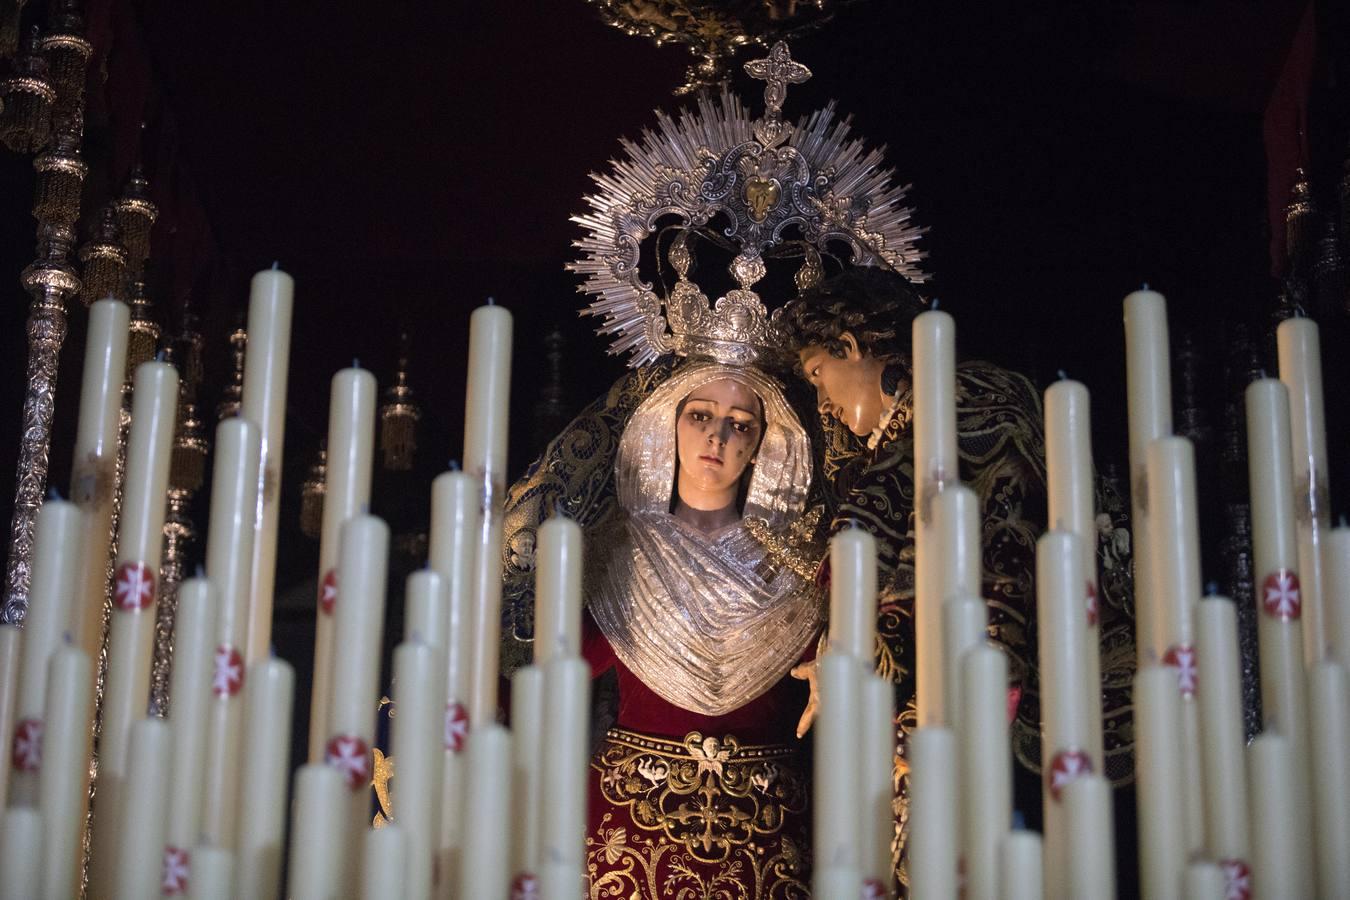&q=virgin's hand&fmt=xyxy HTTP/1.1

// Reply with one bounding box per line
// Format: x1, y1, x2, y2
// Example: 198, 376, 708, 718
790, 659, 819, 738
